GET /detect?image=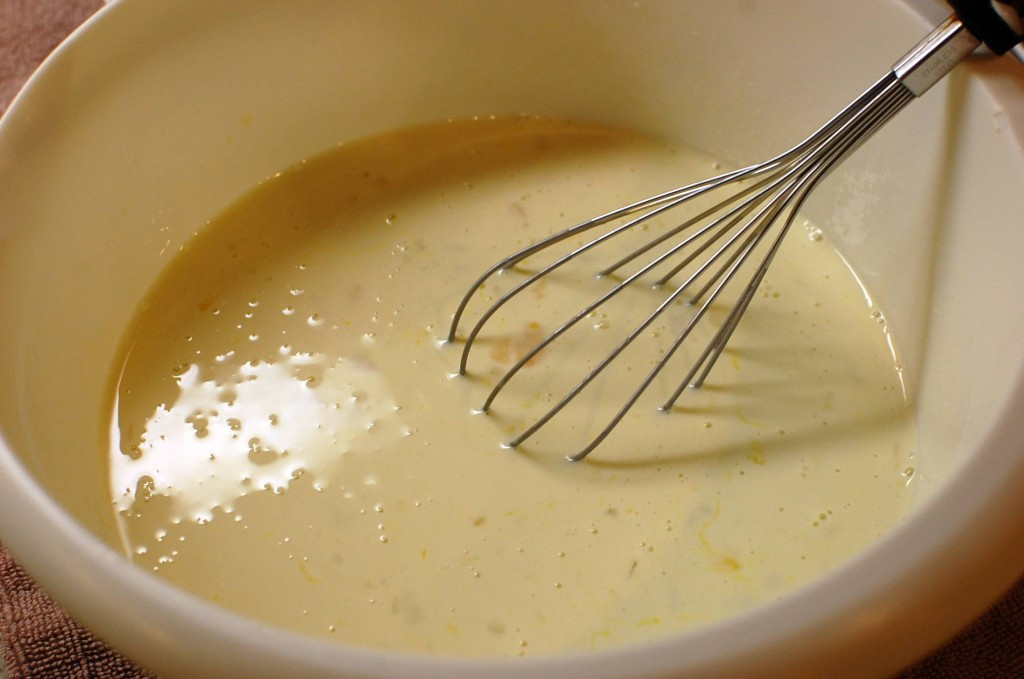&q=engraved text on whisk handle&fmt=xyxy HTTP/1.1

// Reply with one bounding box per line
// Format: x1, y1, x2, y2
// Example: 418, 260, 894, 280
893, 15, 981, 96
